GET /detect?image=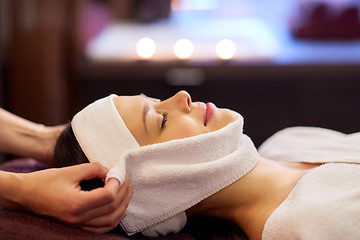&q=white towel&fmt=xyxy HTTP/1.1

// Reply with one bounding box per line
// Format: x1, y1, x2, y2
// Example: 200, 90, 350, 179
110, 116, 258, 236
259, 126, 360, 164
263, 163, 360, 240
71, 94, 140, 183
72, 94, 259, 236
259, 127, 360, 239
